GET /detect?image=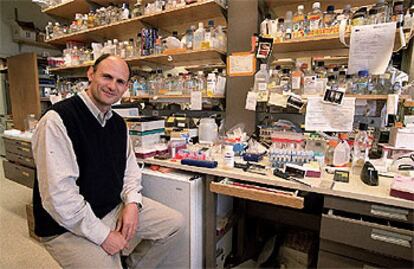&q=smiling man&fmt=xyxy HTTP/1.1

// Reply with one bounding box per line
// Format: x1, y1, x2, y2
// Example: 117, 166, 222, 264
32, 54, 183, 269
